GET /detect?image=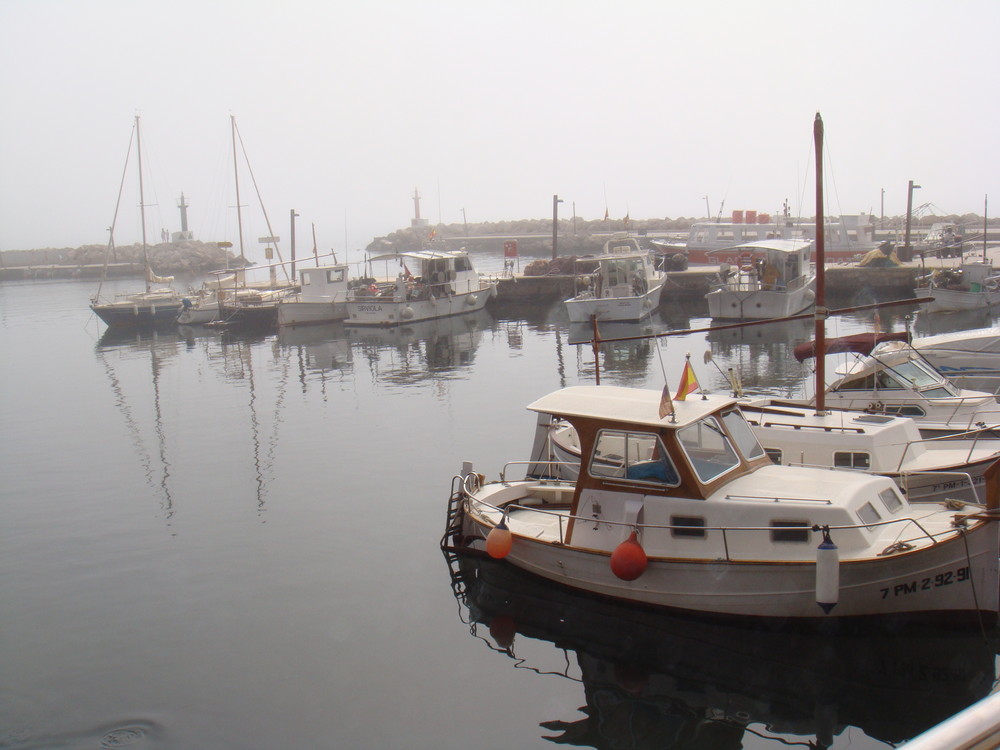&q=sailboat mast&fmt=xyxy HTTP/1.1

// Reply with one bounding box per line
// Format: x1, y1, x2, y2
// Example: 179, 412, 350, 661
813, 112, 826, 414
231, 115, 246, 263
135, 114, 151, 293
